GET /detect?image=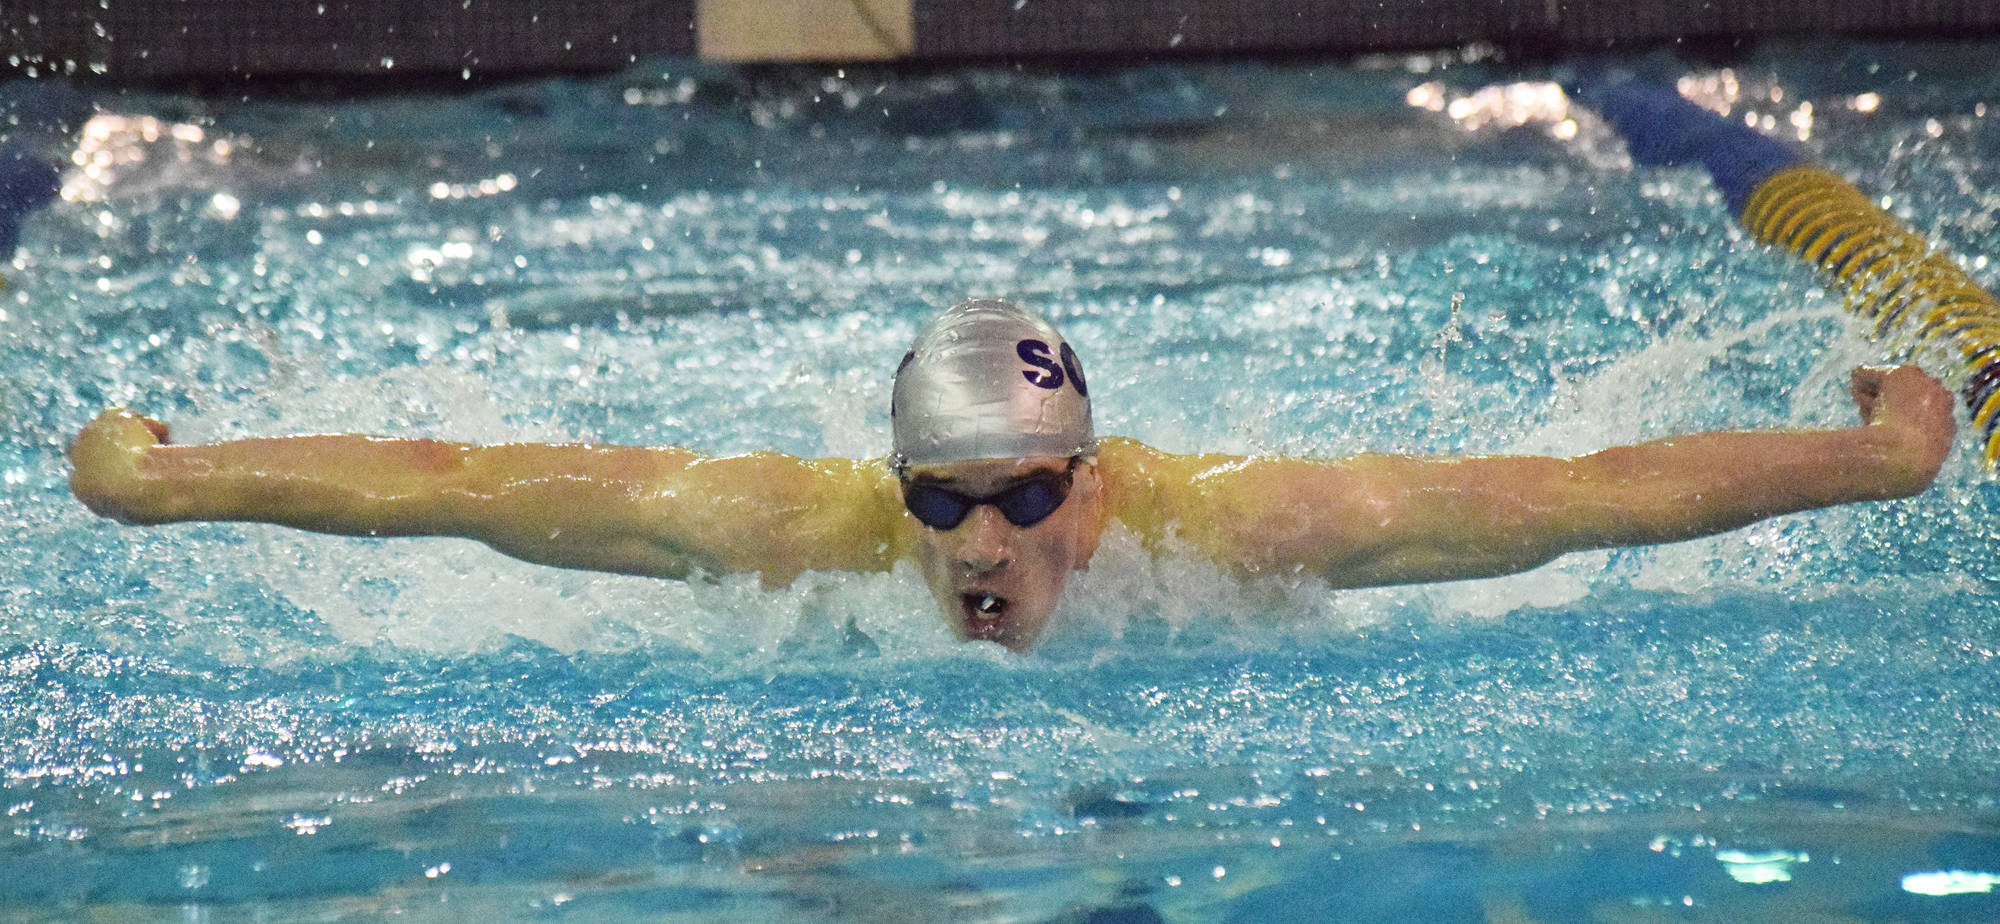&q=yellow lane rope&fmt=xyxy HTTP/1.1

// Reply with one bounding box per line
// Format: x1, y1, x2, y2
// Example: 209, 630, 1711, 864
1740, 165, 2000, 463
